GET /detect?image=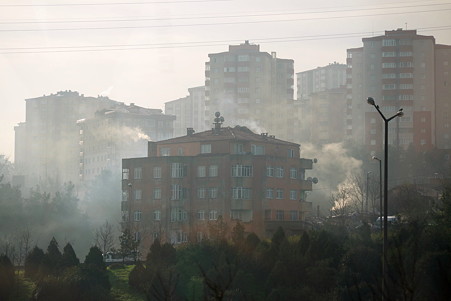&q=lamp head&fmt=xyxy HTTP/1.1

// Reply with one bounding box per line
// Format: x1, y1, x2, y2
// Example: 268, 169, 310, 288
396, 108, 404, 117
367, 97, 375, 106
372, 156, 381, 161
